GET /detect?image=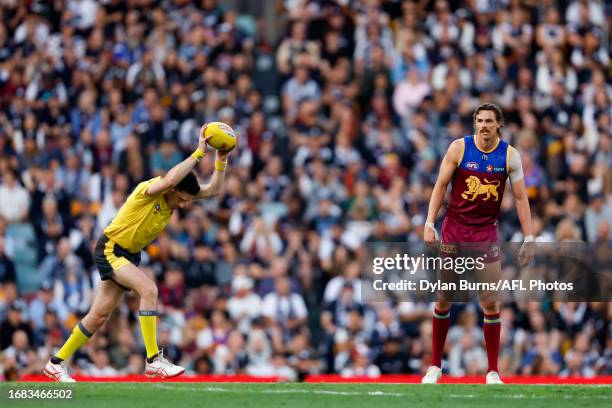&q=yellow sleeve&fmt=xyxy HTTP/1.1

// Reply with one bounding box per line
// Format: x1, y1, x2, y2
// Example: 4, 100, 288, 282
130, 177, 162, 203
